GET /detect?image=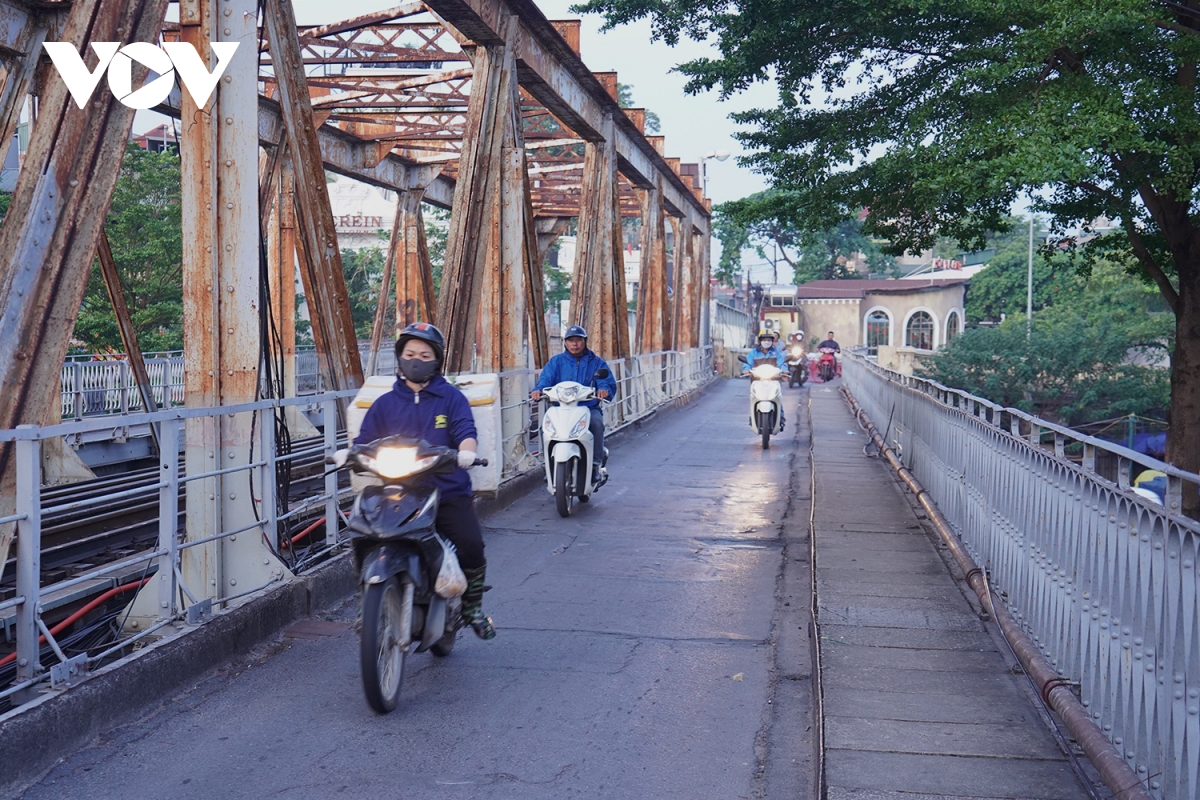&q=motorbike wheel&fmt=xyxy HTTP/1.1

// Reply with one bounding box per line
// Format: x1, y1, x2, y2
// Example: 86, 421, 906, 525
360, 577, 412, 714
555, 459, 574, 517
758, 412, 772, 449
